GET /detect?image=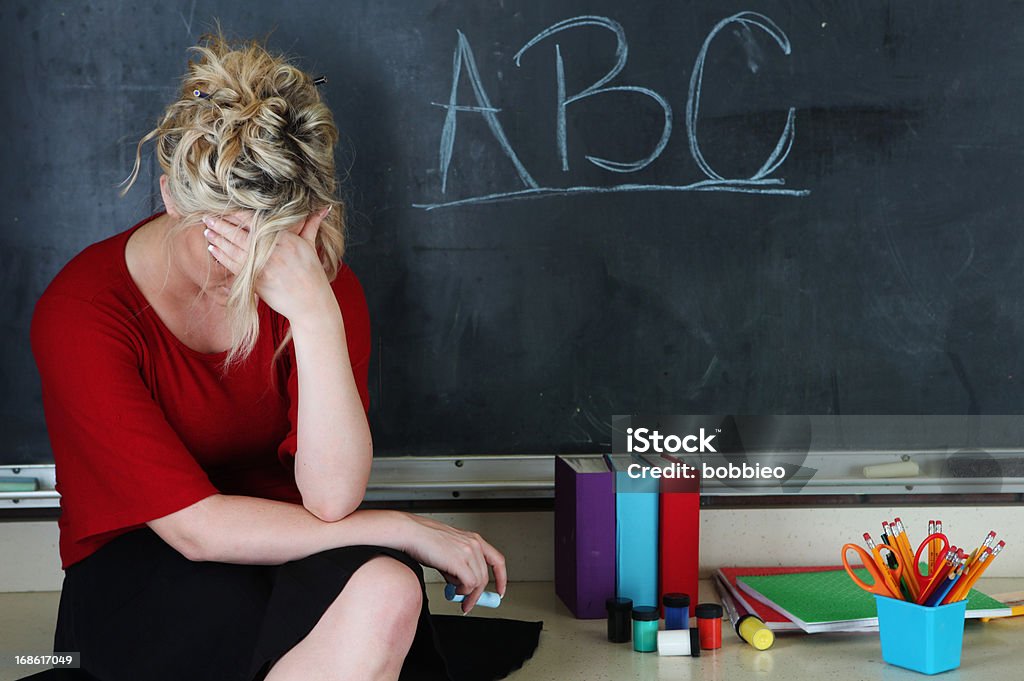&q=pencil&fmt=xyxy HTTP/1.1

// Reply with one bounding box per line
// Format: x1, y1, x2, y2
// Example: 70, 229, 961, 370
965, 531, 996, 571
949, 541, 1005, 603
928, 520, 936, 574
894, 518, 921, 600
